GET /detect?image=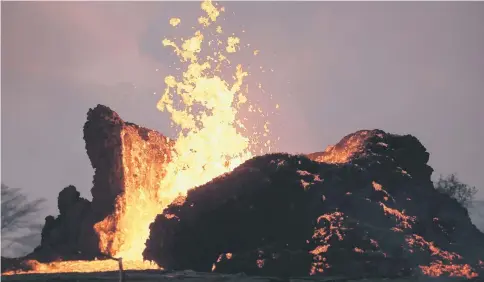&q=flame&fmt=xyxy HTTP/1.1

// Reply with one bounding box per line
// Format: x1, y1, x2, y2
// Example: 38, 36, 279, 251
4, 0, 274, 275
2, 259, 159, 276
95, 0, 272, 261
